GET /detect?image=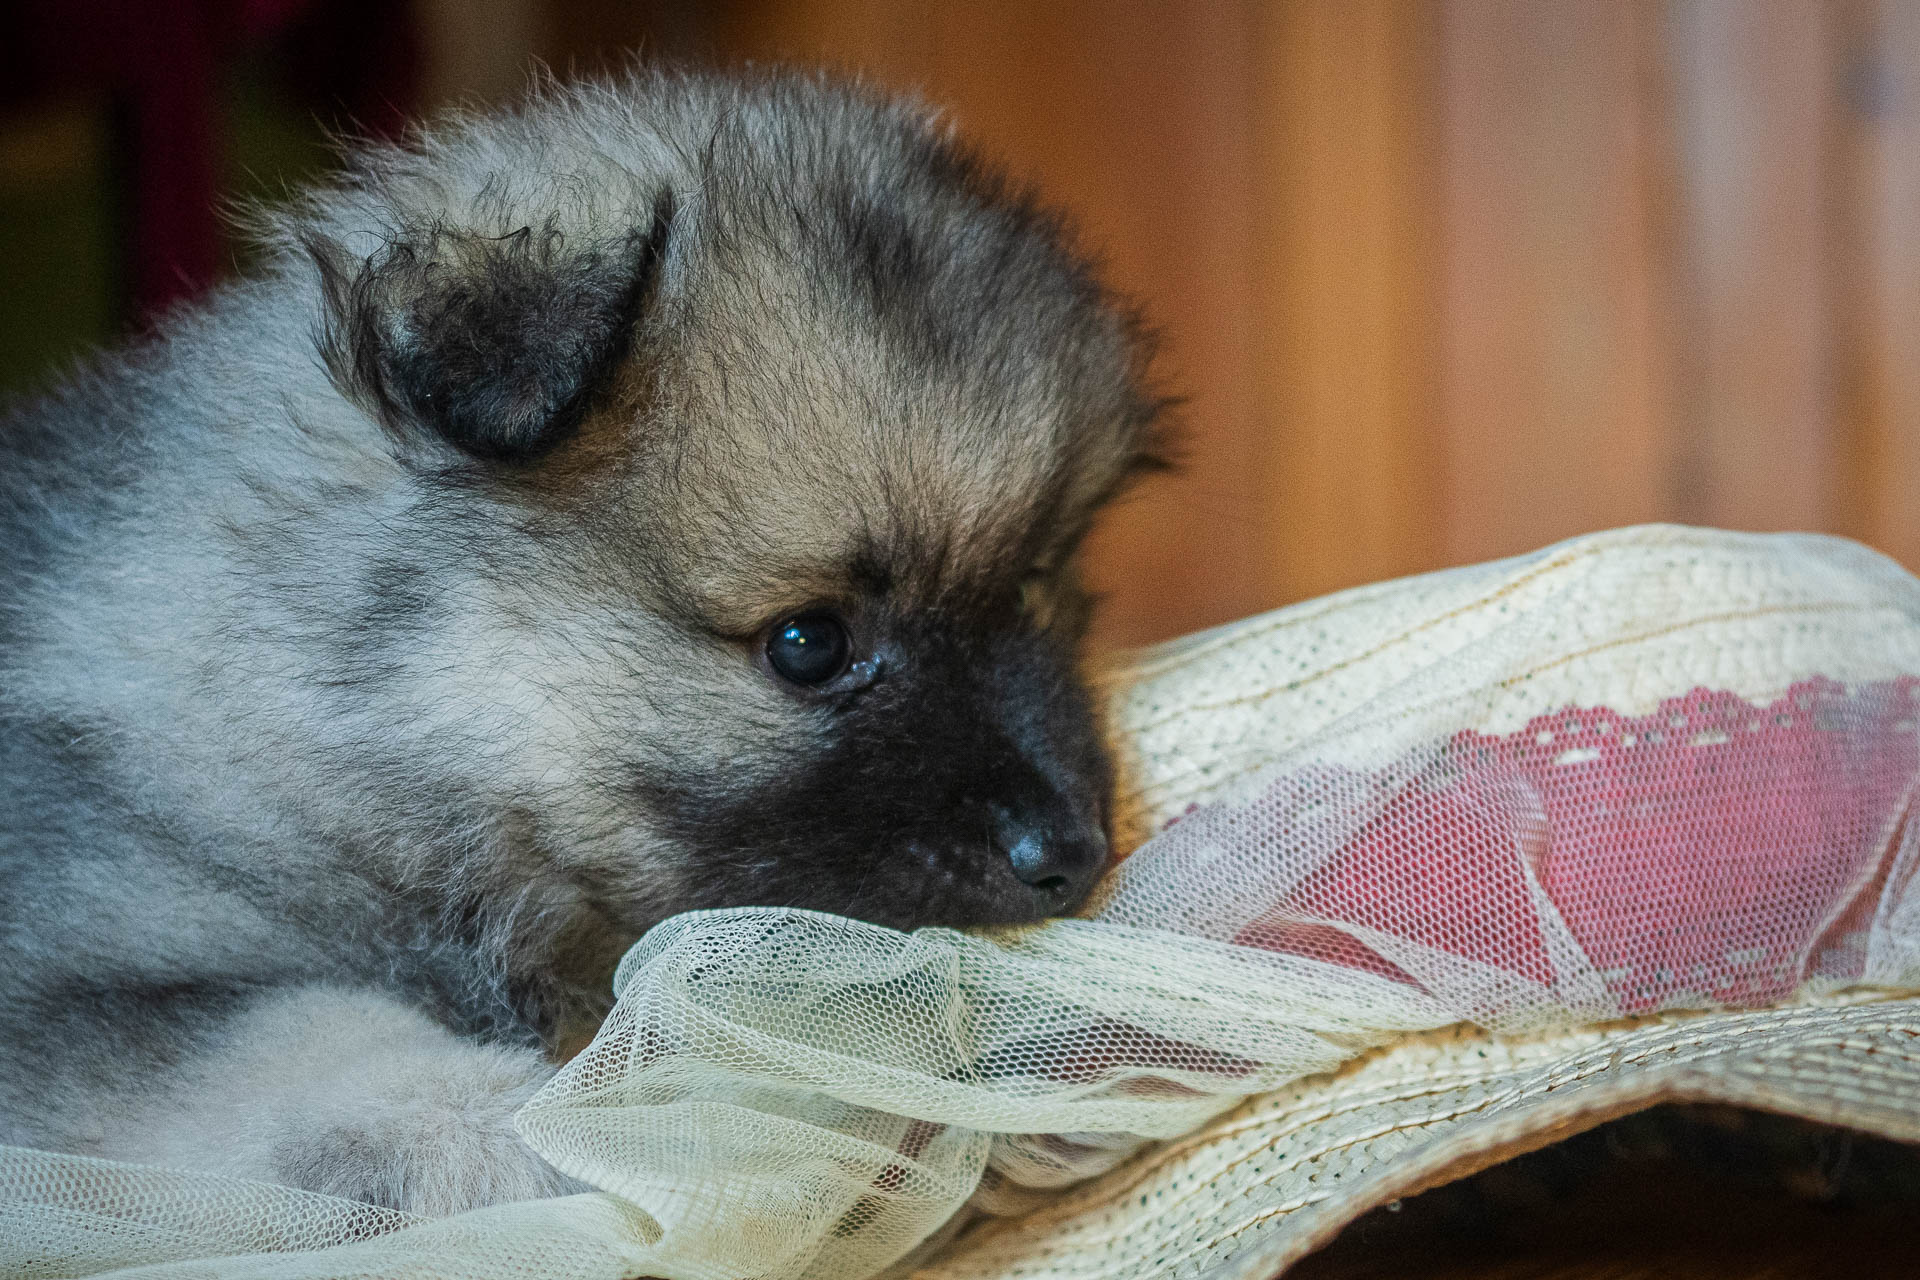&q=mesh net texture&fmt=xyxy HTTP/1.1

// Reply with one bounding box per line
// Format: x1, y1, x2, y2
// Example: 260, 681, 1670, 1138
6, 524, 1920, 1279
